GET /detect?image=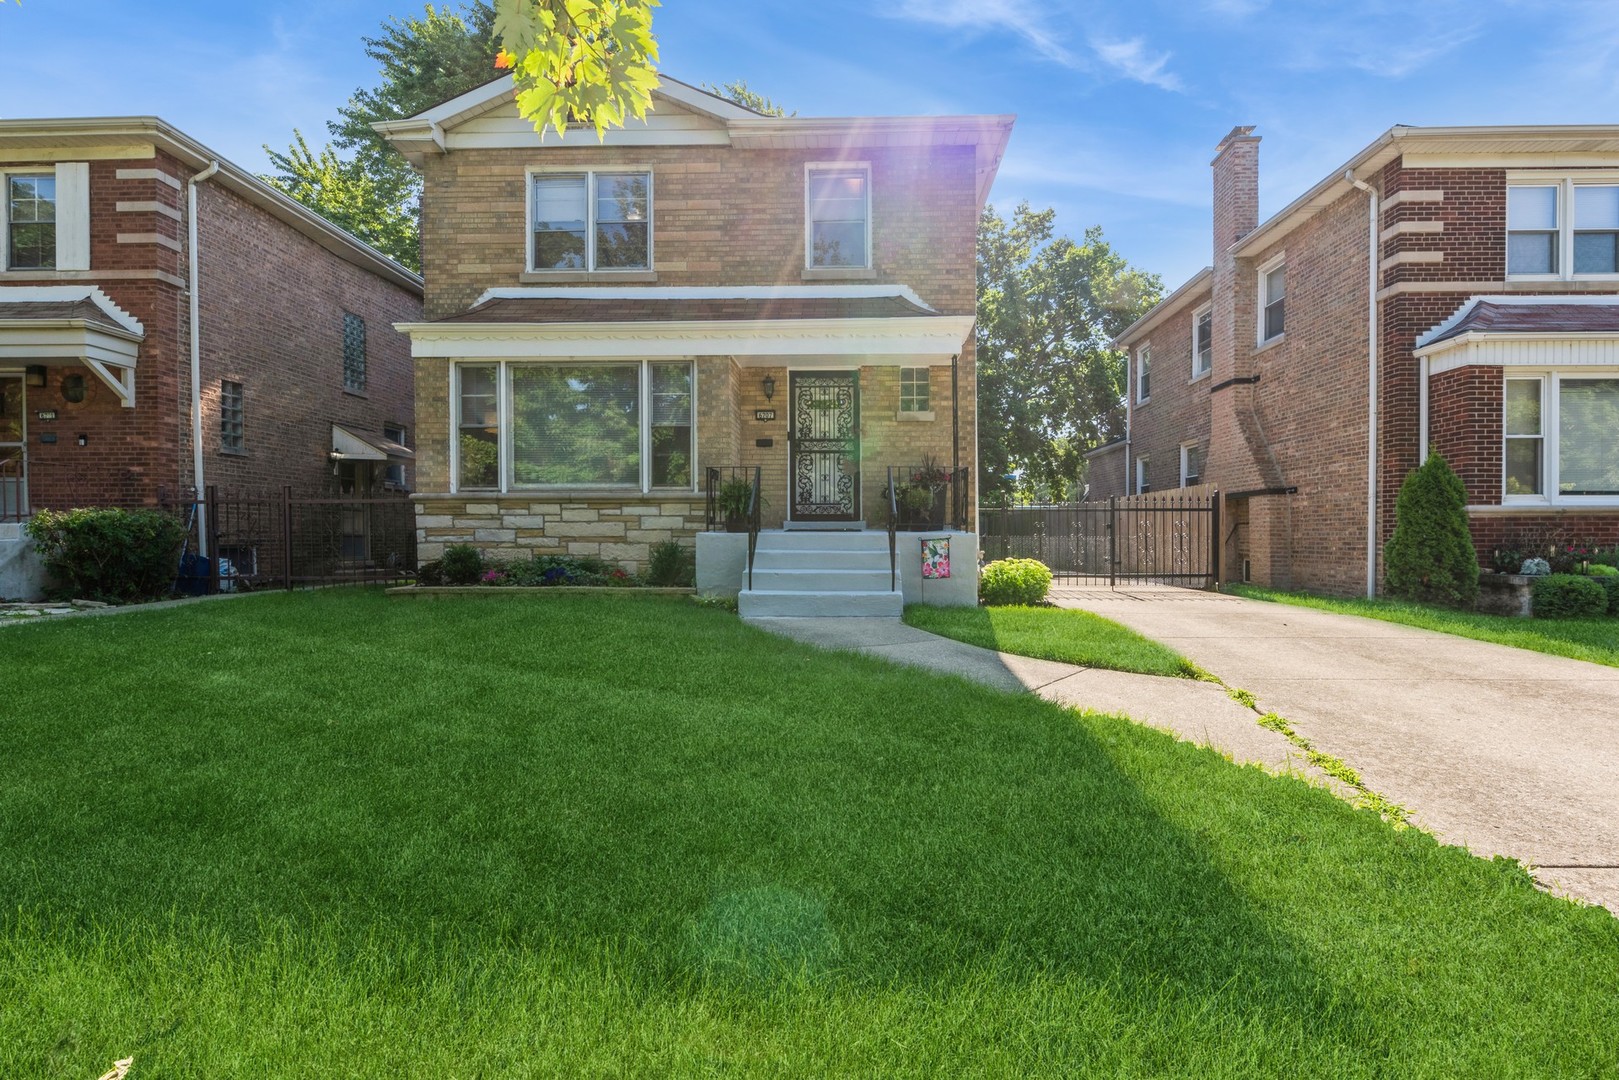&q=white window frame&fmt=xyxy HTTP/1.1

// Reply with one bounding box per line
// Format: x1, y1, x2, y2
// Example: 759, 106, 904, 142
383, 423, 408, 489
1, 167, 57, 272
1136, 344, 1151, 404
1506, 174, 1619, 282
1192, 304, 1213, 380
1501, 368, 1619, 507
1257, 254, 1285, 345
449, 359, 698, 496
525, 167, 654, 273
898, 366, 930, 413
1179, 443, 1202, 488
804, 162, 872, 270
1135, 455, 1151, 495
